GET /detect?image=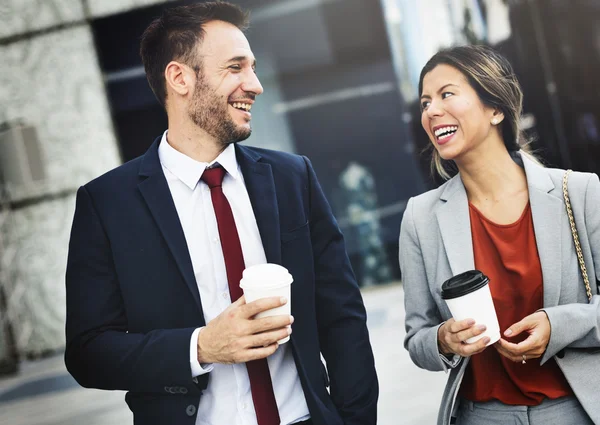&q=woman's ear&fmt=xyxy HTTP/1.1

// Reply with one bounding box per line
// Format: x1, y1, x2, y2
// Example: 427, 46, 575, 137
490, 109, 505, 126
